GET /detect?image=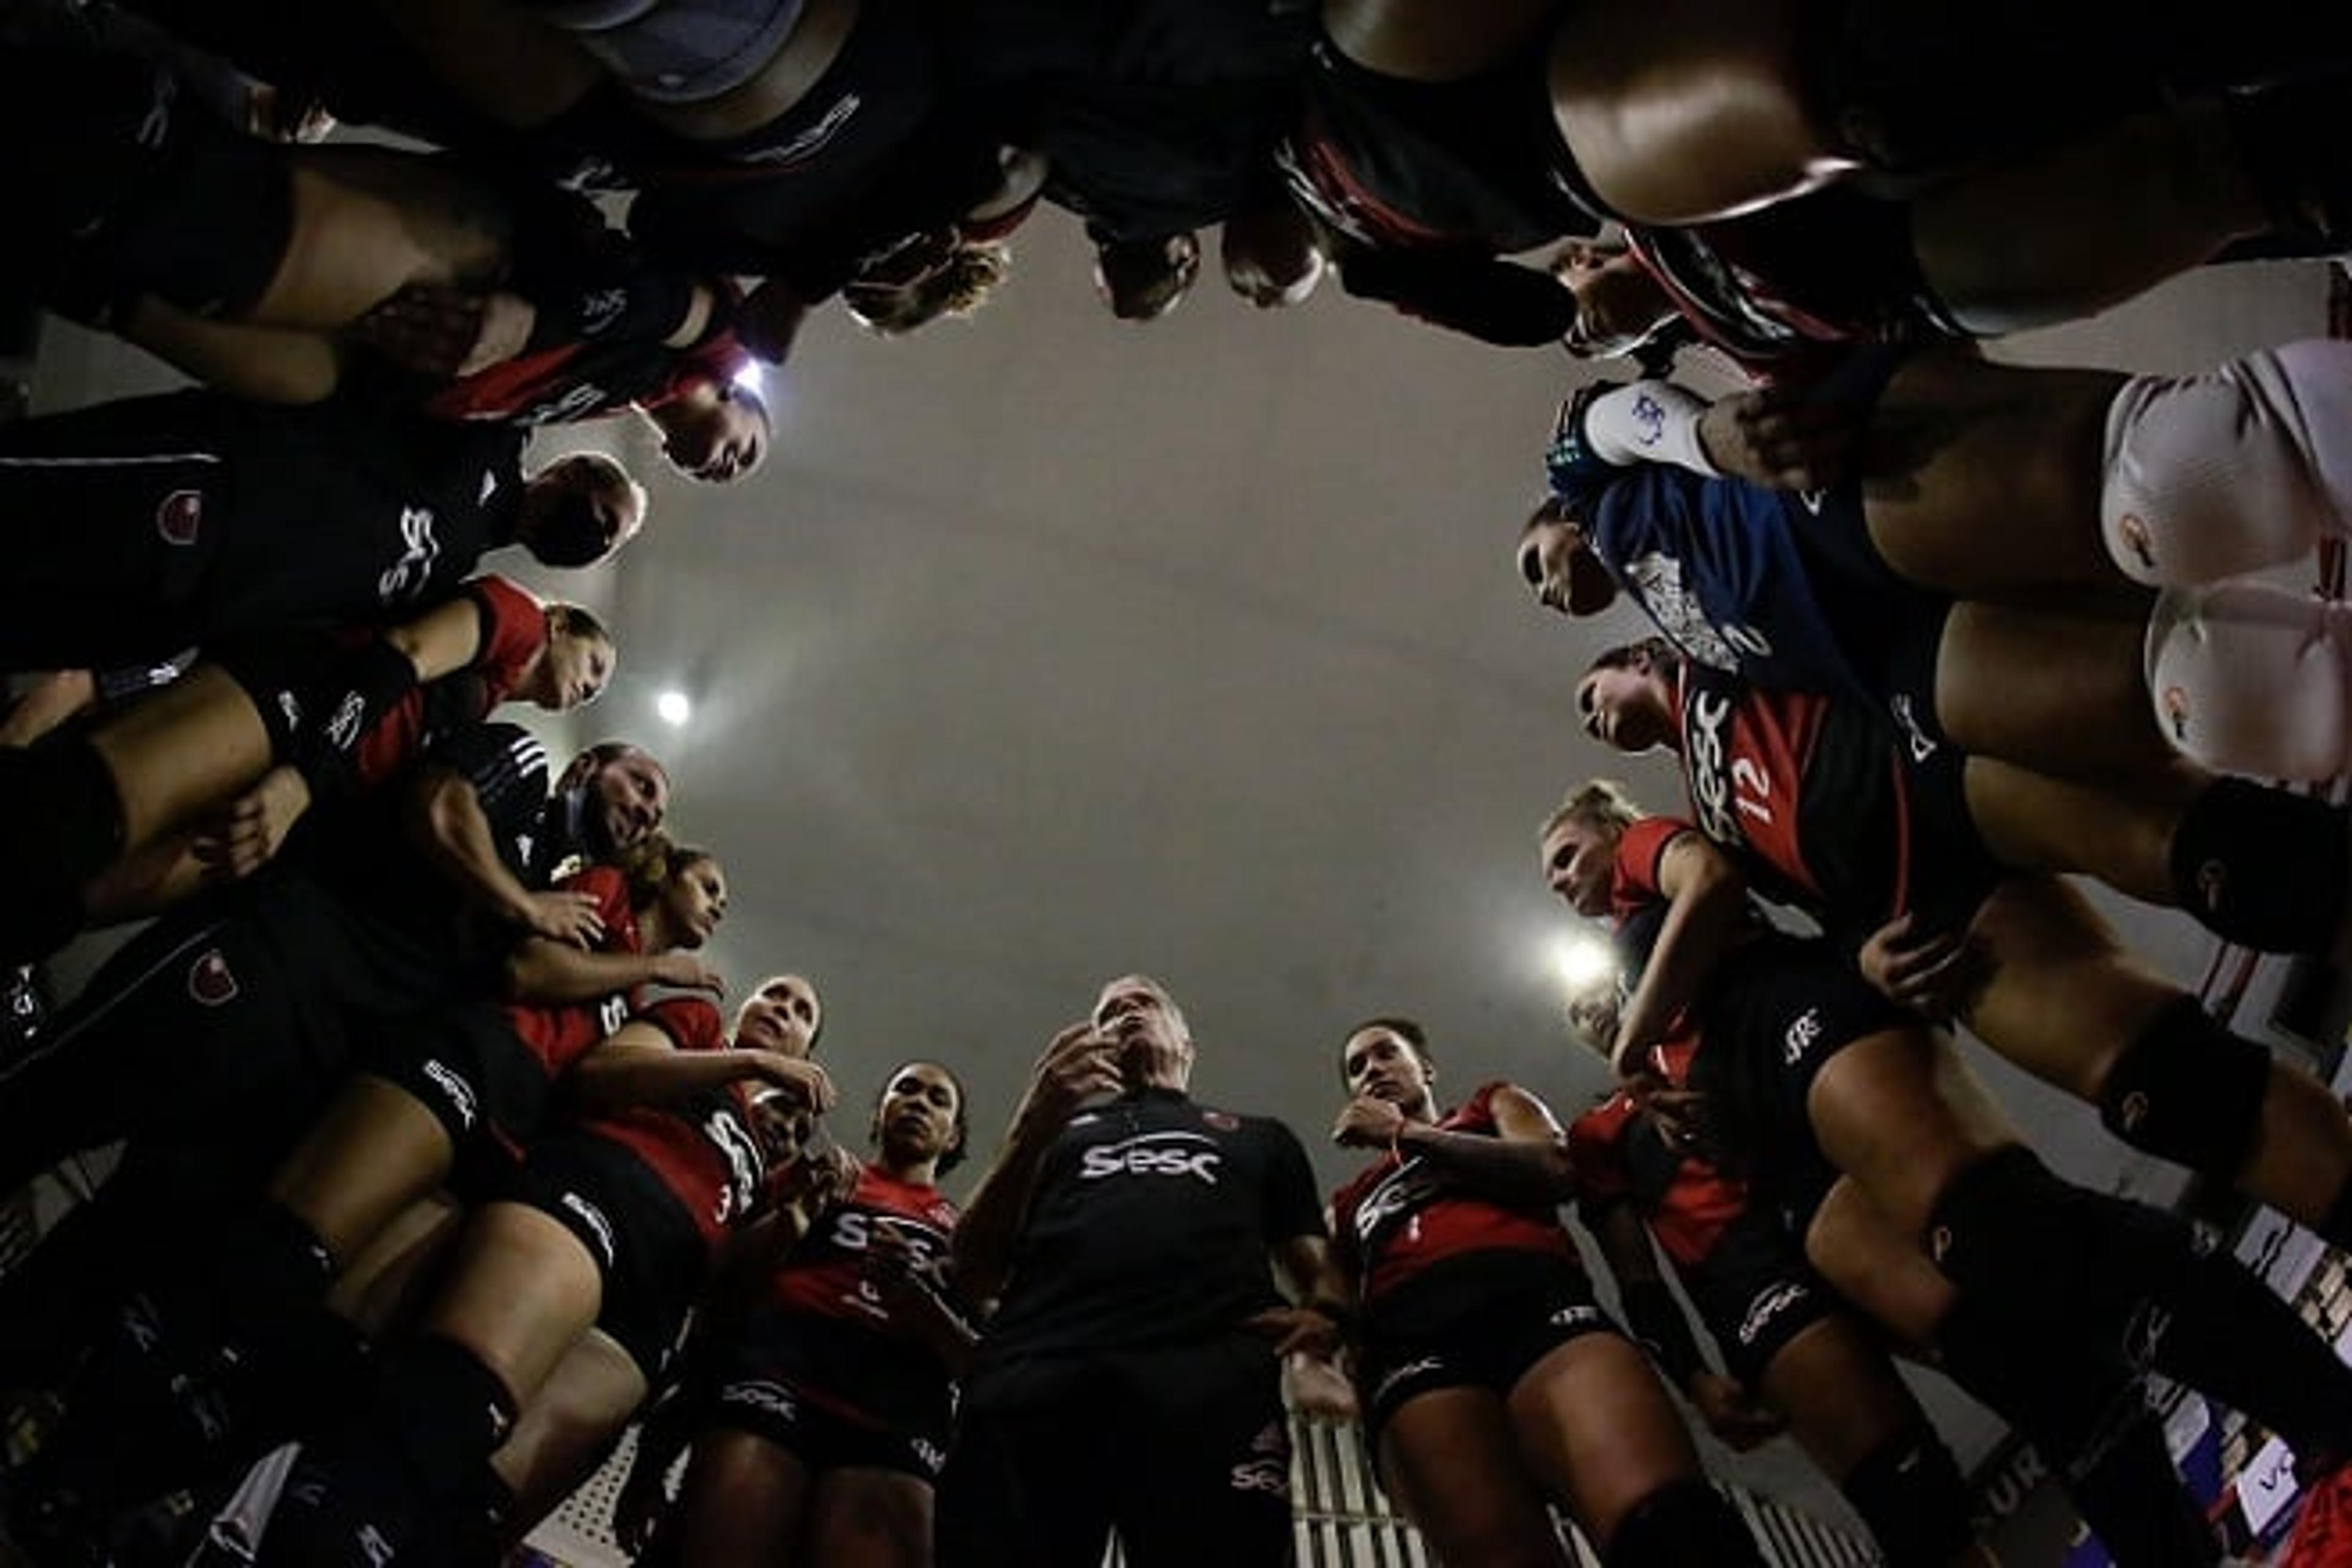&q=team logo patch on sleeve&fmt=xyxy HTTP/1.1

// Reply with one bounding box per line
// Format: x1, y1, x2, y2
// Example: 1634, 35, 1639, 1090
186, 948, 239, 1006
155, 489, 205, 546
